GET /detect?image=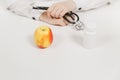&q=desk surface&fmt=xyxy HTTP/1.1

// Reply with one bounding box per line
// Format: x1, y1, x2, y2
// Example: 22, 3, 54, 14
0, 1, 120, 80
